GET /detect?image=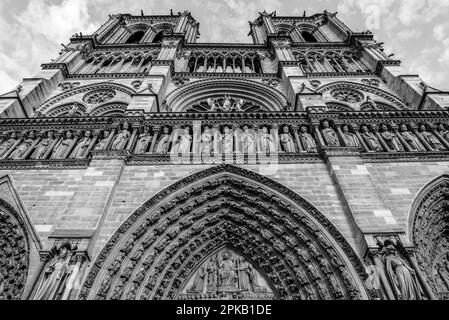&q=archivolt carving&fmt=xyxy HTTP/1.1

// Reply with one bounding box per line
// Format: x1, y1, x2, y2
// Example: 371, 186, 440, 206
317, 81, 408, 110
410, 175, 449, 299
0, 198, 30, 300
79, 165, 373, 300
38, 82, 136, 114
164, 79, 289, 112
